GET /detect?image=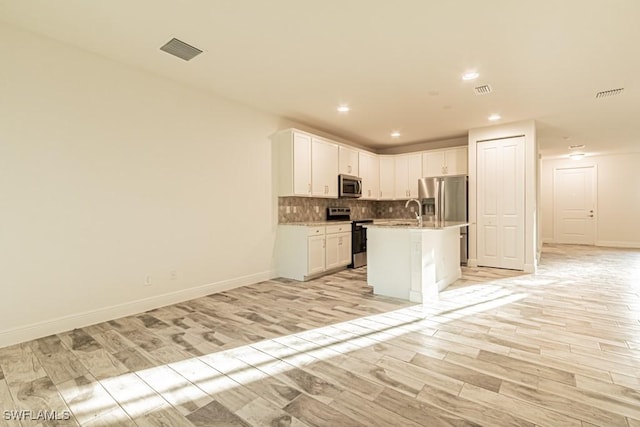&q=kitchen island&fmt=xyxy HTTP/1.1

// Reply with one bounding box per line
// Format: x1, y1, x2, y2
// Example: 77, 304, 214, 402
365, 220, 468, 303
